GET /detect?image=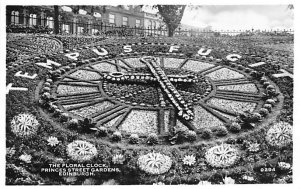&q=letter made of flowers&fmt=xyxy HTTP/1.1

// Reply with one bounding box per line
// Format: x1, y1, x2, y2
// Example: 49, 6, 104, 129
66, 140, 98, 162
205, 144, 239, 168
137, 152, 172, 175
10, 113, 40, 138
